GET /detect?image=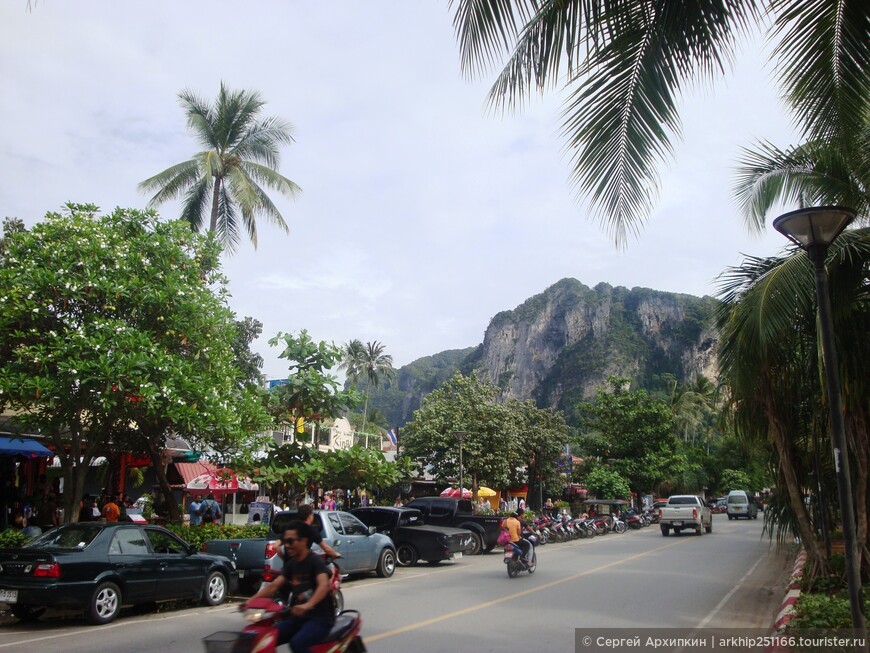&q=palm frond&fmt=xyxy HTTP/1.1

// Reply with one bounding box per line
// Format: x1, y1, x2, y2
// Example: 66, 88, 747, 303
179, 178, 212, 232
240, 161, 301, 199
560, 0, 757, 244
450, 0, 534, 78
215, 183, 242, 254
178, 89, 218, 150
137, 160, 200, 200
771, 0, 870, 147
233, 116, 296, 169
